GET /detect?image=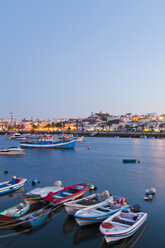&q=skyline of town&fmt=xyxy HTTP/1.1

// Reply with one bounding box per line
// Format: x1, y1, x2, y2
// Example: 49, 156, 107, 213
1, 111, 165, 133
